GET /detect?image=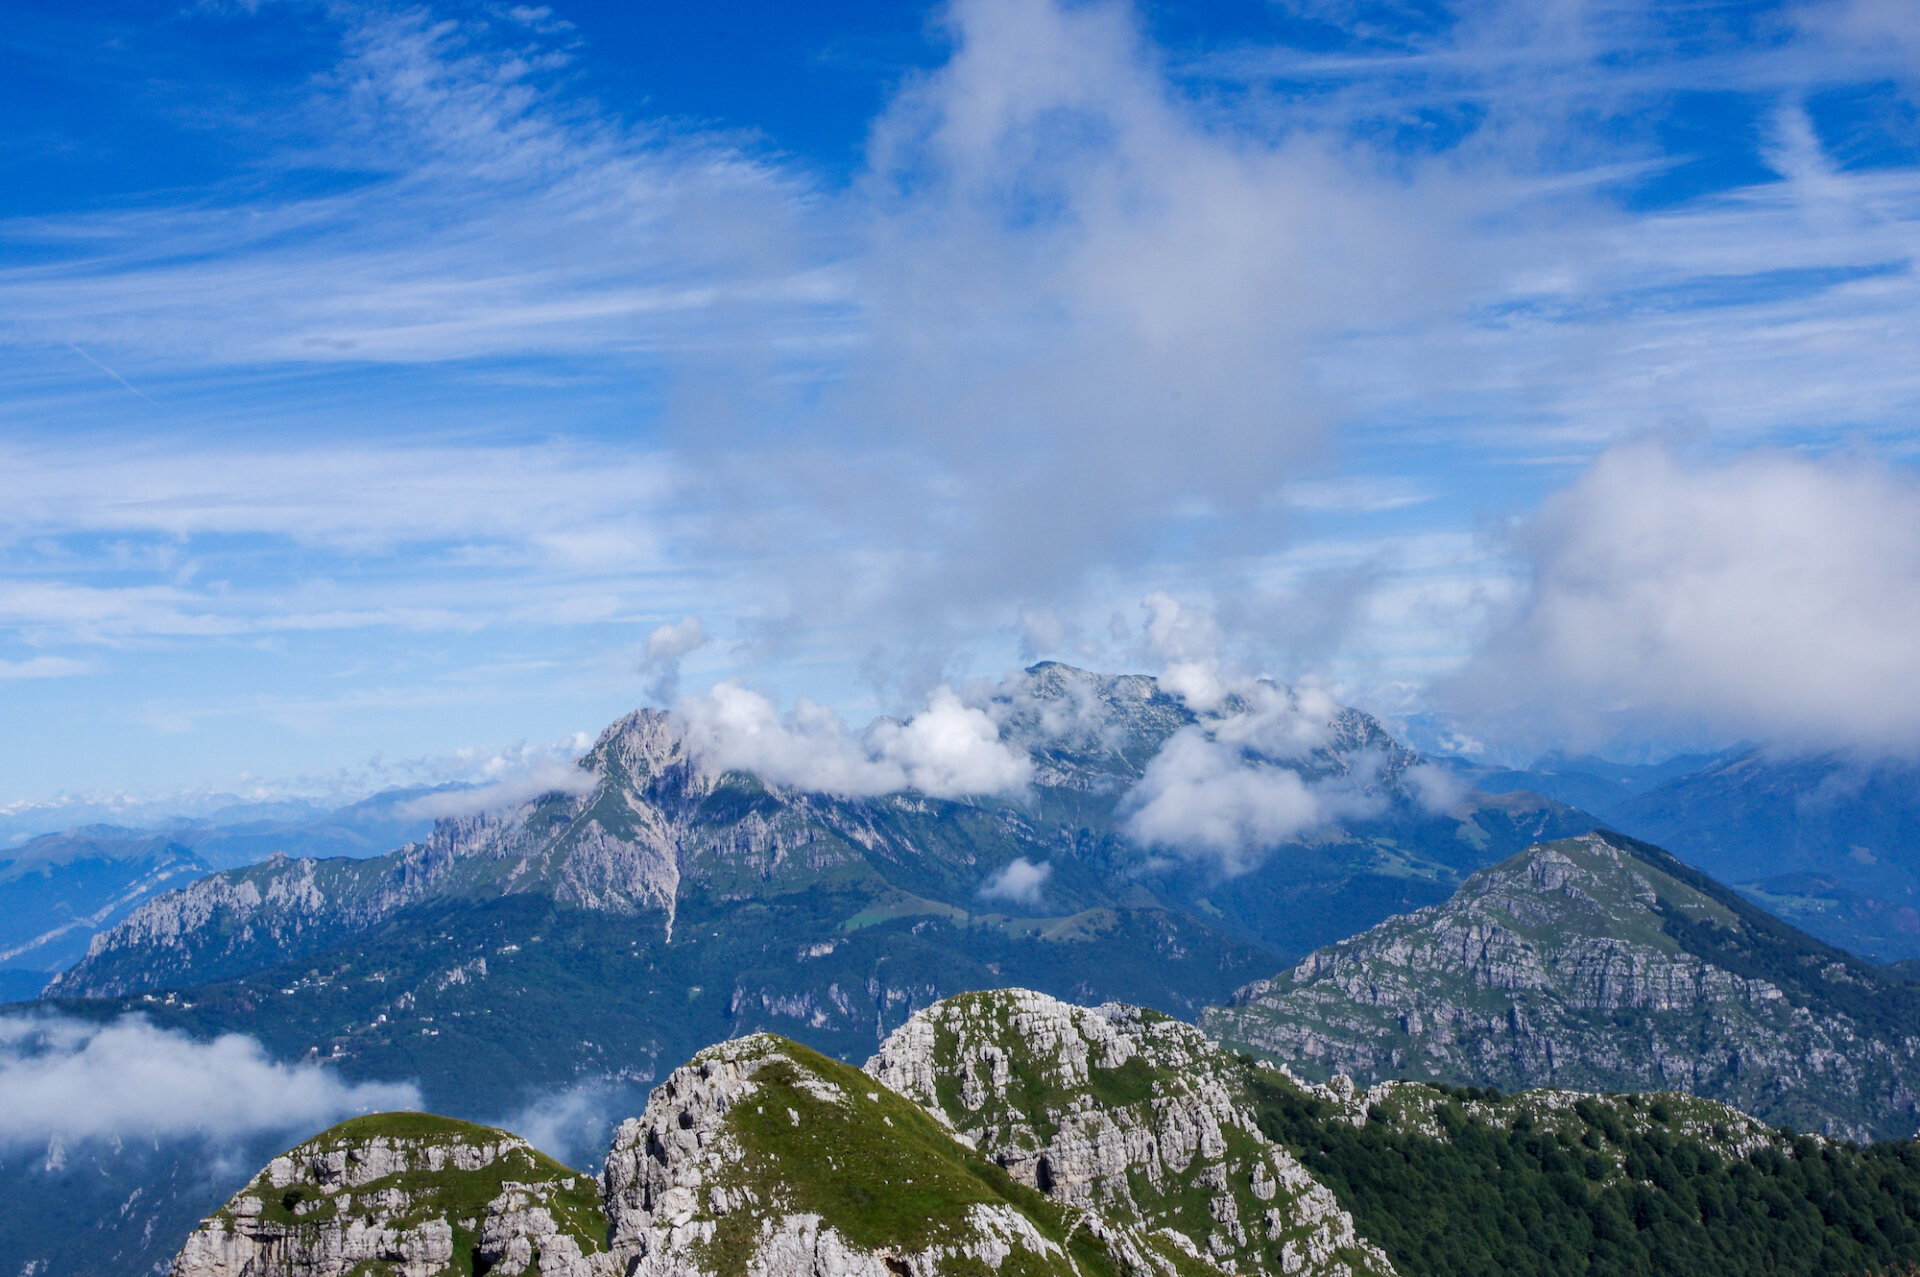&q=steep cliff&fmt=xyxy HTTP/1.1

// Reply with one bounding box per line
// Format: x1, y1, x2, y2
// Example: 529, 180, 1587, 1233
170, 1113, 606, 1277
599, 1034, 1107, 1276
867, 989, 1392, 1277
168, 987, 1920, 1277
1205, 831, 1920, 1140
39, 667, 1589, 1119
